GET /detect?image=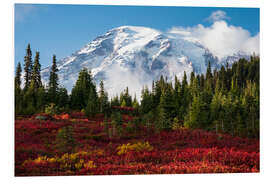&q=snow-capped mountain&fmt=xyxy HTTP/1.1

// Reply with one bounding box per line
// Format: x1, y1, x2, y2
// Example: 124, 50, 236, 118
40, 25, 249, 98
